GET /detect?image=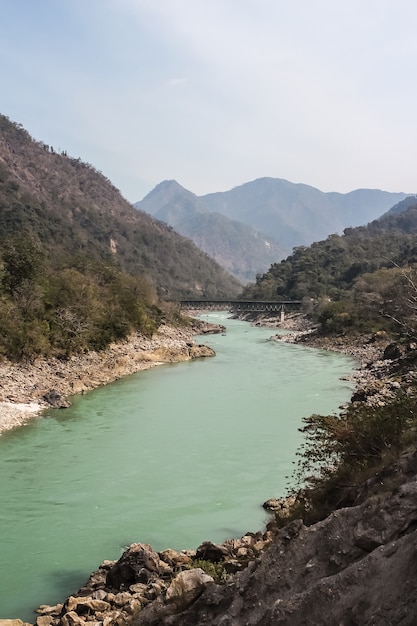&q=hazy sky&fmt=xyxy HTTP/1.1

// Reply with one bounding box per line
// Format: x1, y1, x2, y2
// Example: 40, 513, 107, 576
1, 0, 416, 202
